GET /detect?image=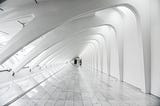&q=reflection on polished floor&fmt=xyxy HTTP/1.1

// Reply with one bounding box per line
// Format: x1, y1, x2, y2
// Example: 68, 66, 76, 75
6, 65, 160, 106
